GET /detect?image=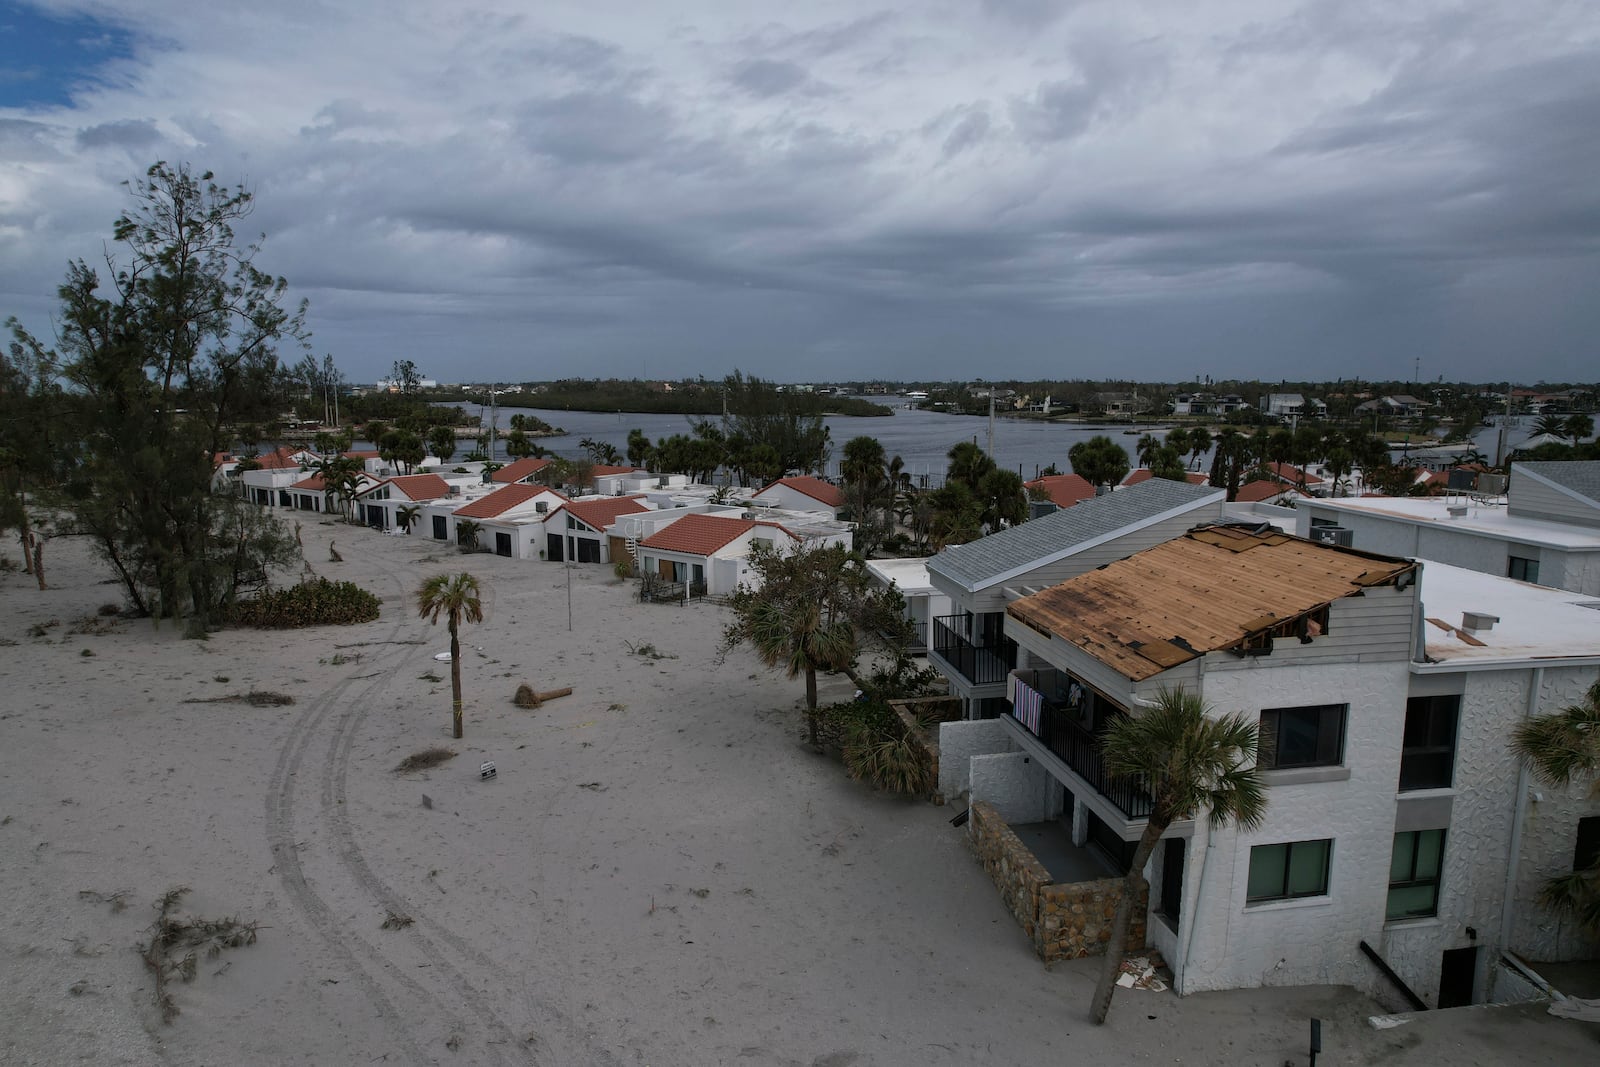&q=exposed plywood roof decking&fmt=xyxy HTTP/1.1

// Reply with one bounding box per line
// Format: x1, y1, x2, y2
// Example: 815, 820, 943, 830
1007, 525, 1417, 681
